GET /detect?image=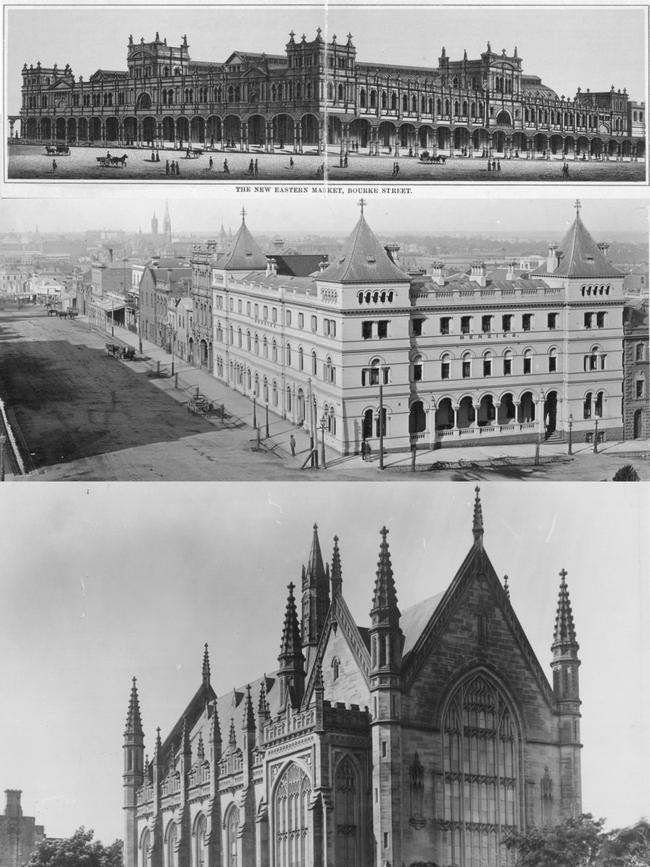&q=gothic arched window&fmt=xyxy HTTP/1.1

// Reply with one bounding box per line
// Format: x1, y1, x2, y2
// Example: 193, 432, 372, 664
193, 815, 207, 867
334, 757, 360, 865
225, 805, 239, 867
439, 672, 520, 867
165, 822, 177, 867
273, 763, 312, 867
